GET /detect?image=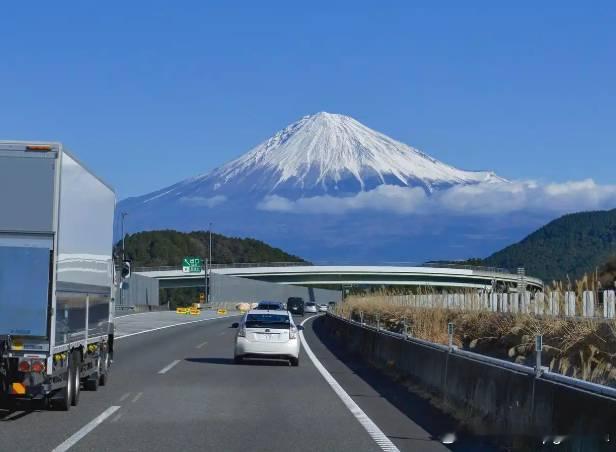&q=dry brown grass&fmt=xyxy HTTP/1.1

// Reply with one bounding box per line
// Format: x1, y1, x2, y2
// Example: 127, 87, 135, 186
337, 293, 616, 386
